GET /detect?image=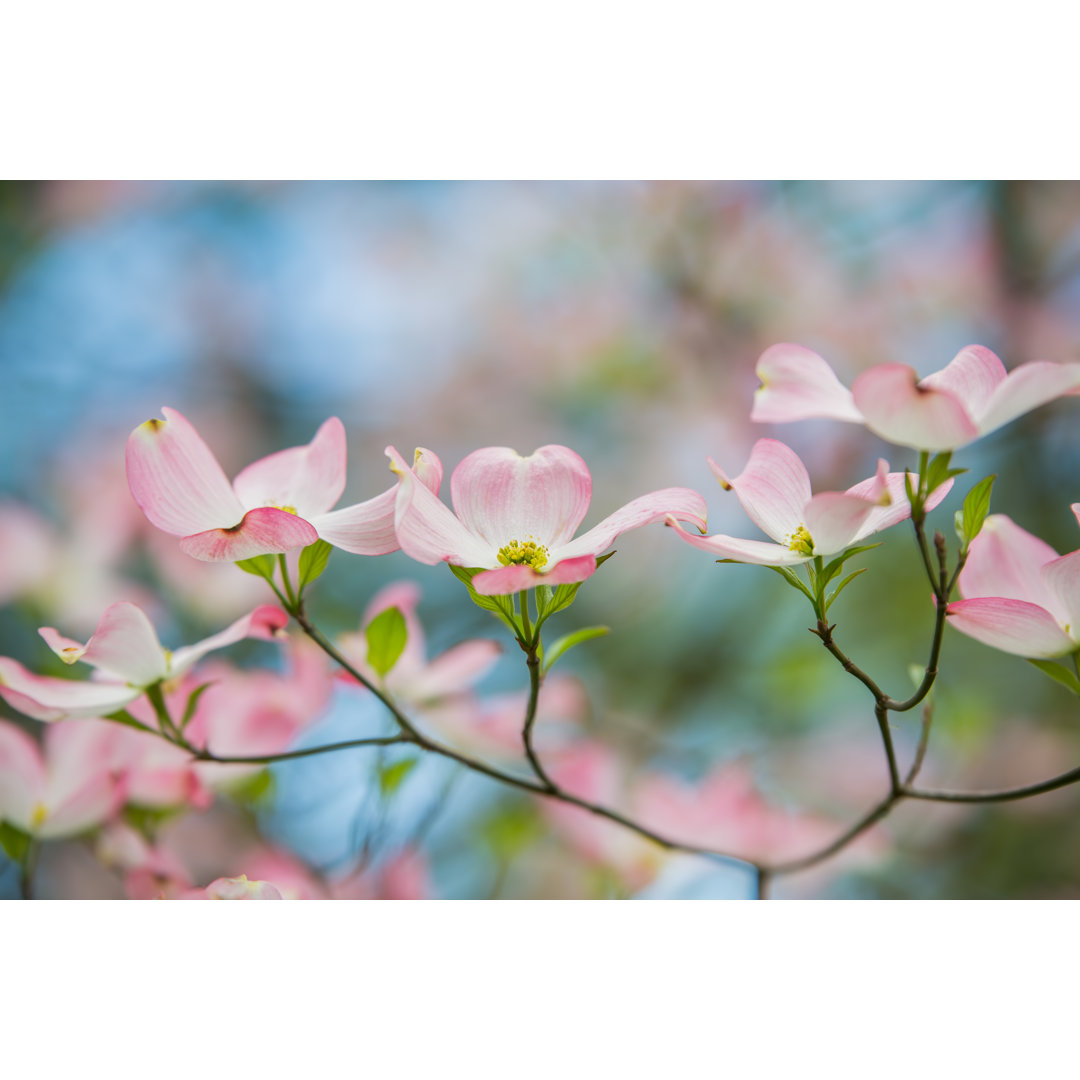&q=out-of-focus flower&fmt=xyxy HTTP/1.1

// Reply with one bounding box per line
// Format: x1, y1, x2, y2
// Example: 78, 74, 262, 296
388, 444, 707, 595
337, 581, 500, 704
666, 438, 950, 566
329, 850, 432, 900
126, 407, 442, 561
947, 507, 1080, 658
96, 823, 194, 899
0, 601, 287, 721
181, 874, 284, 900
752, 343, 1080, 451
0, 720, 125, 839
